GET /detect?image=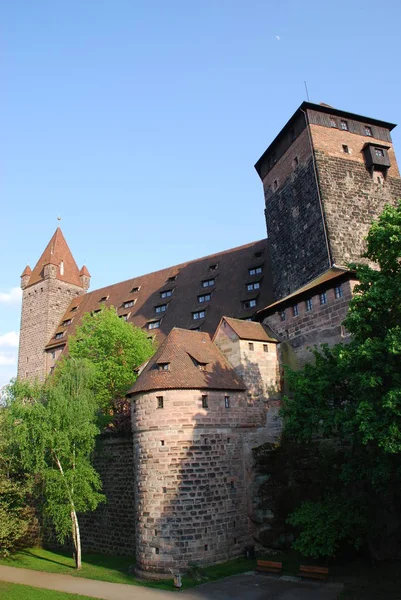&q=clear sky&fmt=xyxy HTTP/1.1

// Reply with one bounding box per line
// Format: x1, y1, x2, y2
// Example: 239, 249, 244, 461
1, 0, 401, 387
